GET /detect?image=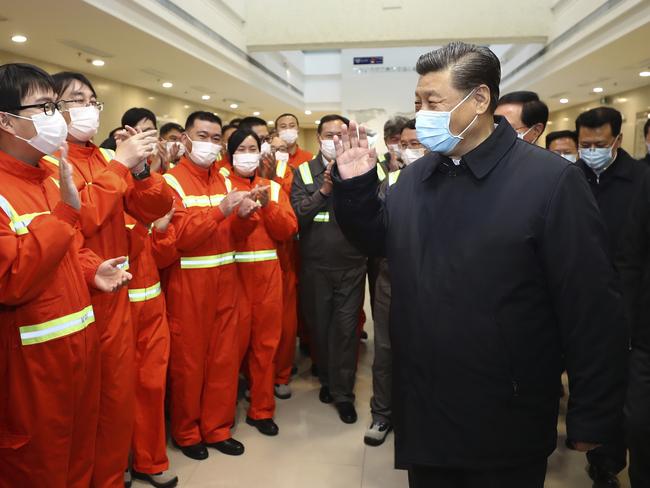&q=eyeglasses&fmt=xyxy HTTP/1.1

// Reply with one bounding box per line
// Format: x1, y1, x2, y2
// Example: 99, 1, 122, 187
6, 101, 65, 116
60, 99, 104, 112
